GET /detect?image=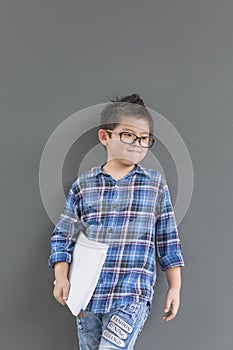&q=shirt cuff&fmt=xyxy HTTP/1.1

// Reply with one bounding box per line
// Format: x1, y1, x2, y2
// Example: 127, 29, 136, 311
158, 253, 185, 271
48, 252, 72, 269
